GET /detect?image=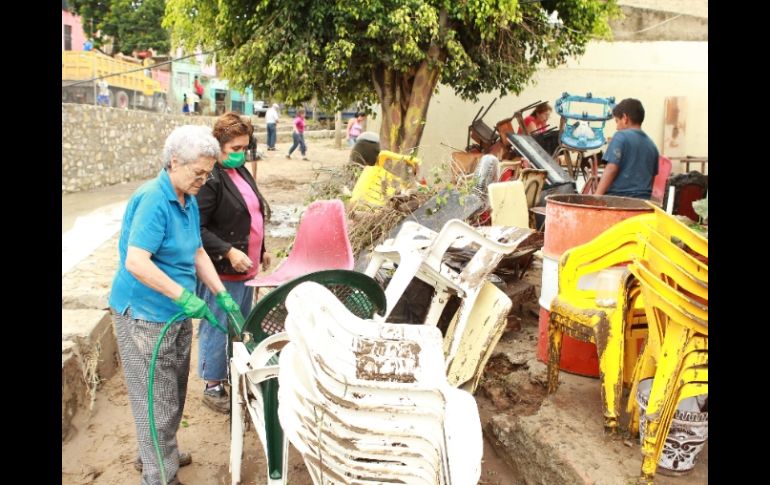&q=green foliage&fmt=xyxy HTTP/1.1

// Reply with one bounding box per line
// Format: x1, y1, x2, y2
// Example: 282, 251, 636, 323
70, 0, 170, 55
164, 0, 619, 141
